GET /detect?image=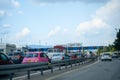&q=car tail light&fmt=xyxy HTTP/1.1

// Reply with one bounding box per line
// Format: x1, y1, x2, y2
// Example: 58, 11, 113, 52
17, 56, 20, 59
62, 57, 64, 60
